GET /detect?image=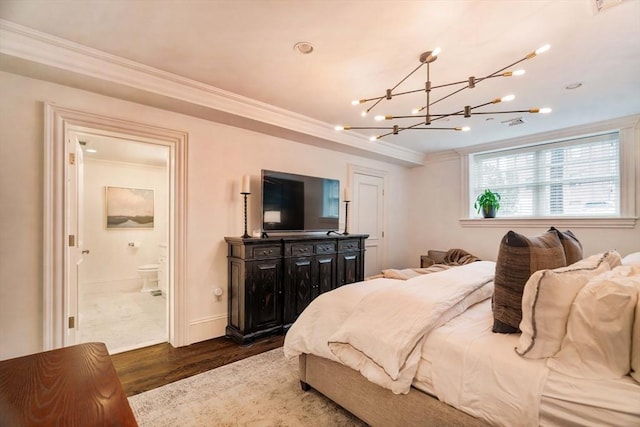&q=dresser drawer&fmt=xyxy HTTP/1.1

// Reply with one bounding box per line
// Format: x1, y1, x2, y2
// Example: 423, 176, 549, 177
251, 245, 281, 259
339, 239, 361, 251
316, 242, 337, 254
291, 243, 314, 256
